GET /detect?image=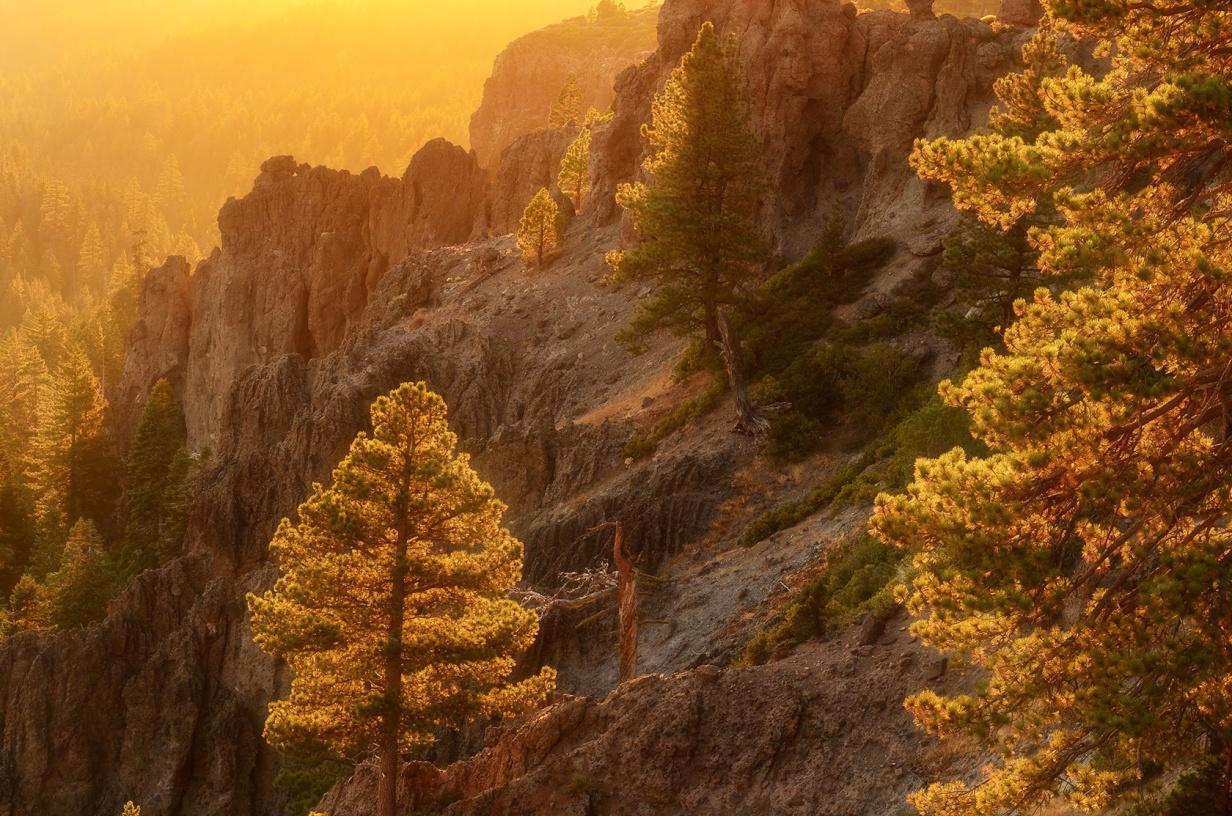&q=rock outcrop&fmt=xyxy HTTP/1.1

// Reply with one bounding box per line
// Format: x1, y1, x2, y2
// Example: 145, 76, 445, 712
591, 0, 1027, 256
488, 127, 580, 234
469, 7, 659, 167
115, 255, 193, 442
319, 626, 976, 816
